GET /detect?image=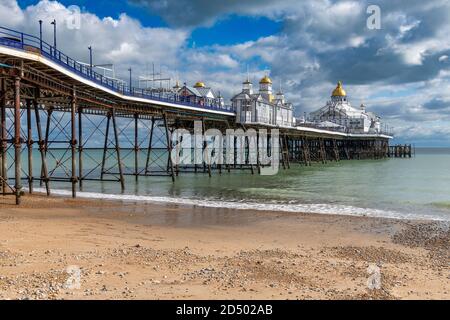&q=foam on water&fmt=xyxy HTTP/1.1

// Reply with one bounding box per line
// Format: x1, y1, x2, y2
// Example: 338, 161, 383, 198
33, 188, 448, 222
